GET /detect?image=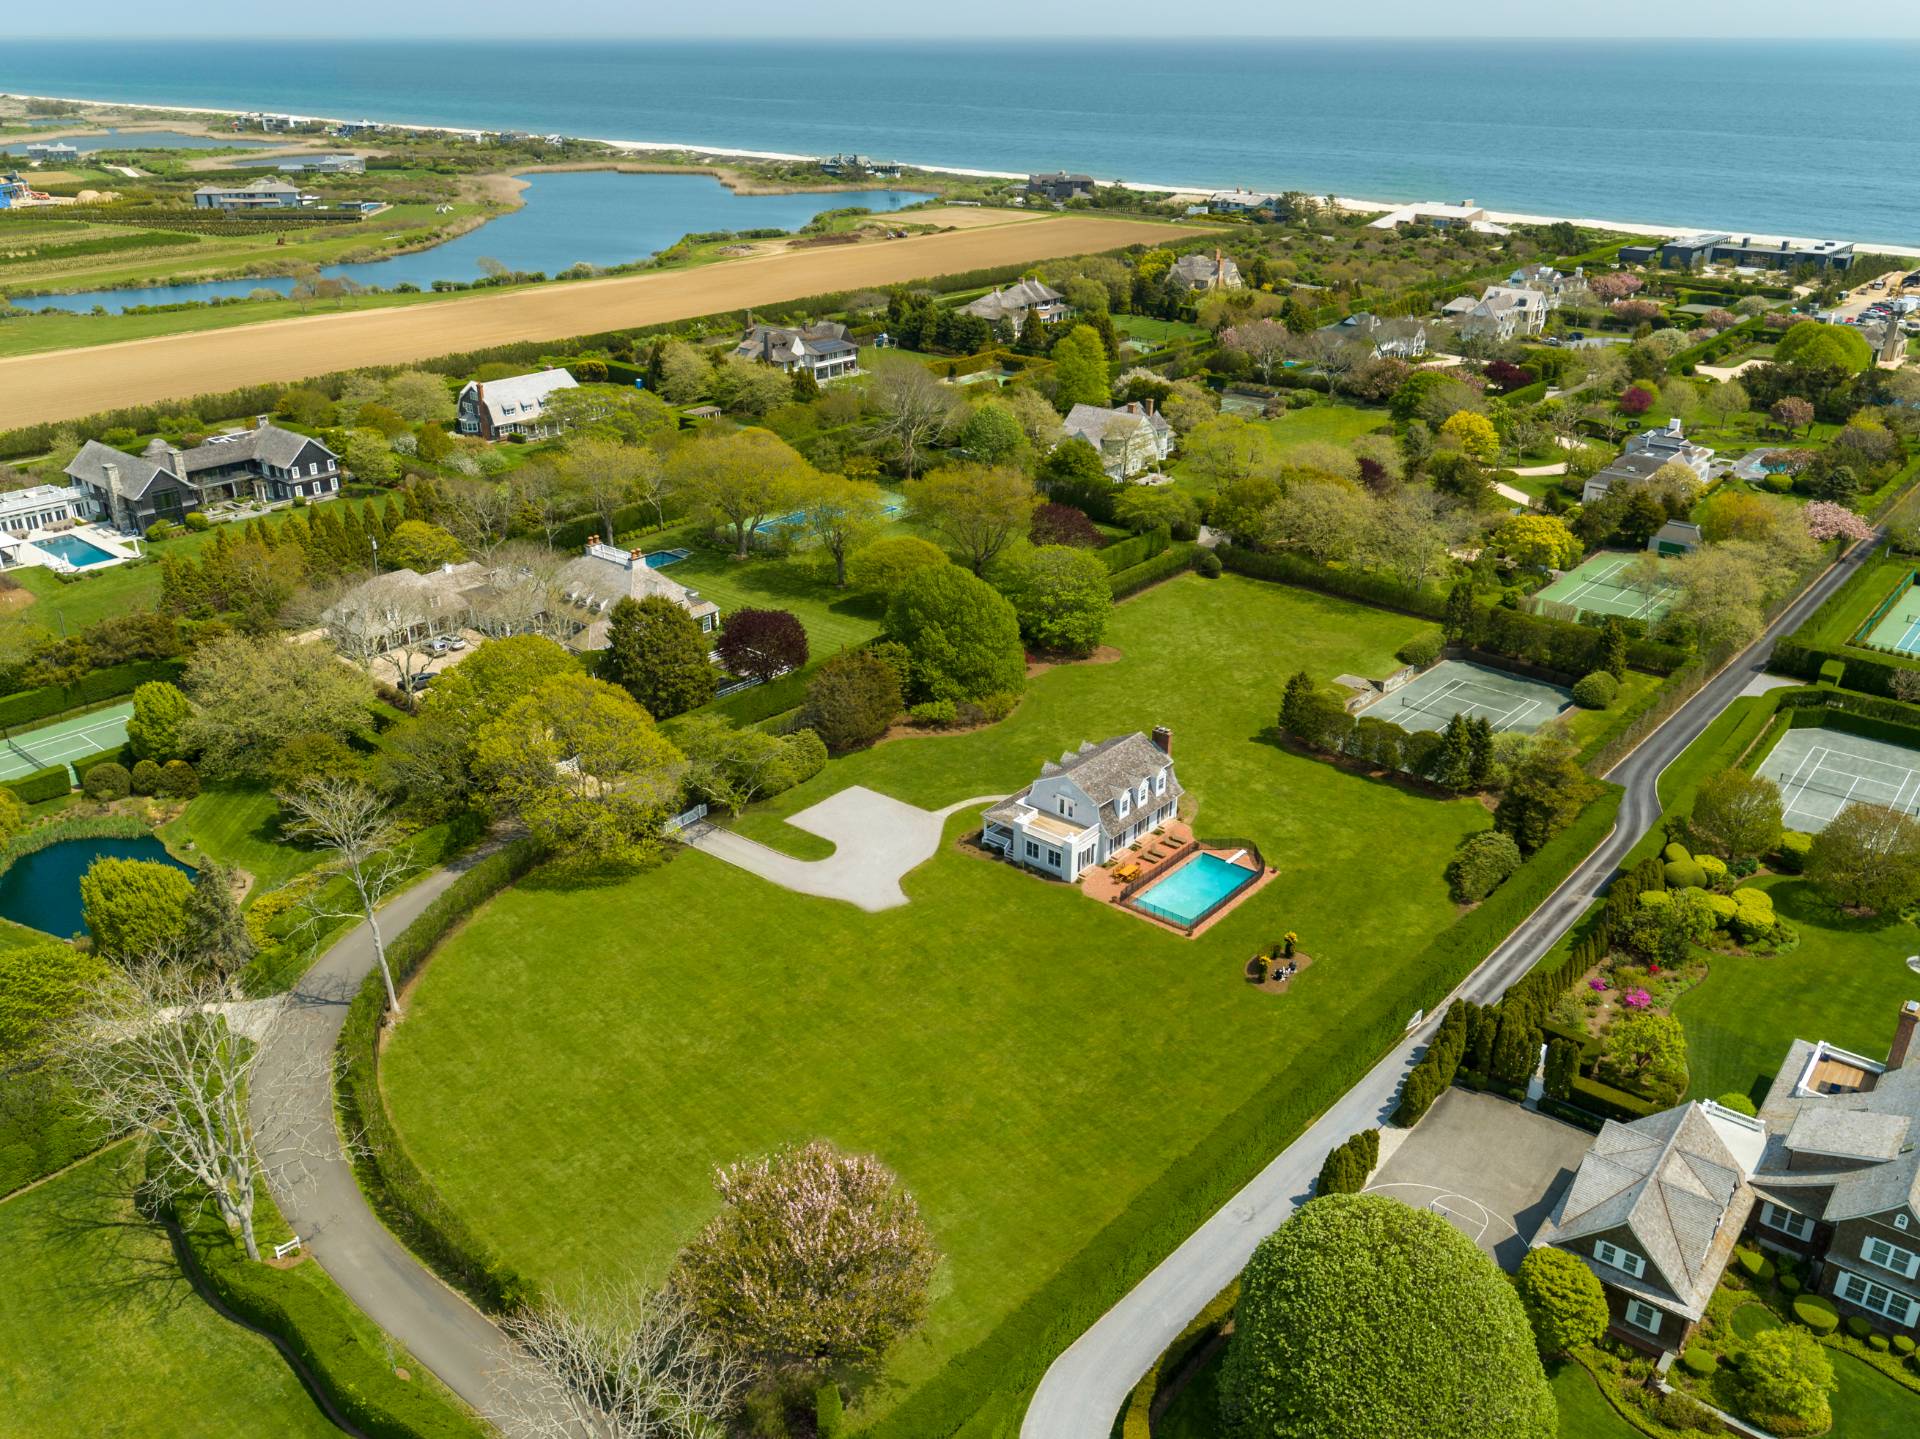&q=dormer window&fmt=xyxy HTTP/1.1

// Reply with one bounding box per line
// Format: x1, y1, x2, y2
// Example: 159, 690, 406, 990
1056, 797, 1071, 819
1154, 769, 1167, 795
1137, 782, 1149, 805
1593, 1240, 1647, 1279
1117, 791, 1130, 818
